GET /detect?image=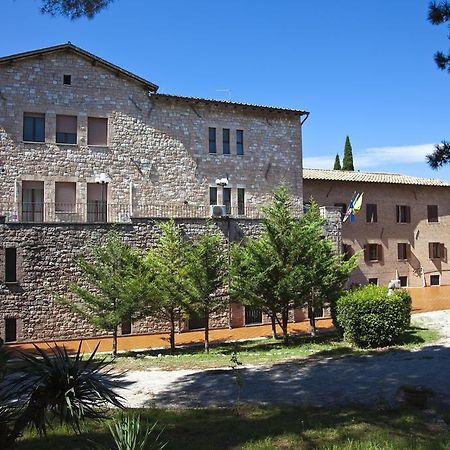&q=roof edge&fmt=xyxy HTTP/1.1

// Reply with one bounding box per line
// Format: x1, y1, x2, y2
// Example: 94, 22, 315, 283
152, 93, 308, 115
0, 43, 159, 92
